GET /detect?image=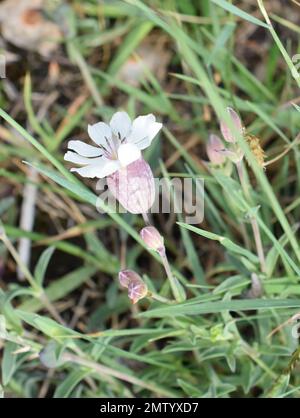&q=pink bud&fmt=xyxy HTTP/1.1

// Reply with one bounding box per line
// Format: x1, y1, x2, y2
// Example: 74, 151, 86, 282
118, 269, 141, 288
118, 269, 148, 304
127, 277, 148, 304
140, 226, 164, 252
220, 107, 243, 143
206, 134, 226, 165
107, 158, 155, 214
